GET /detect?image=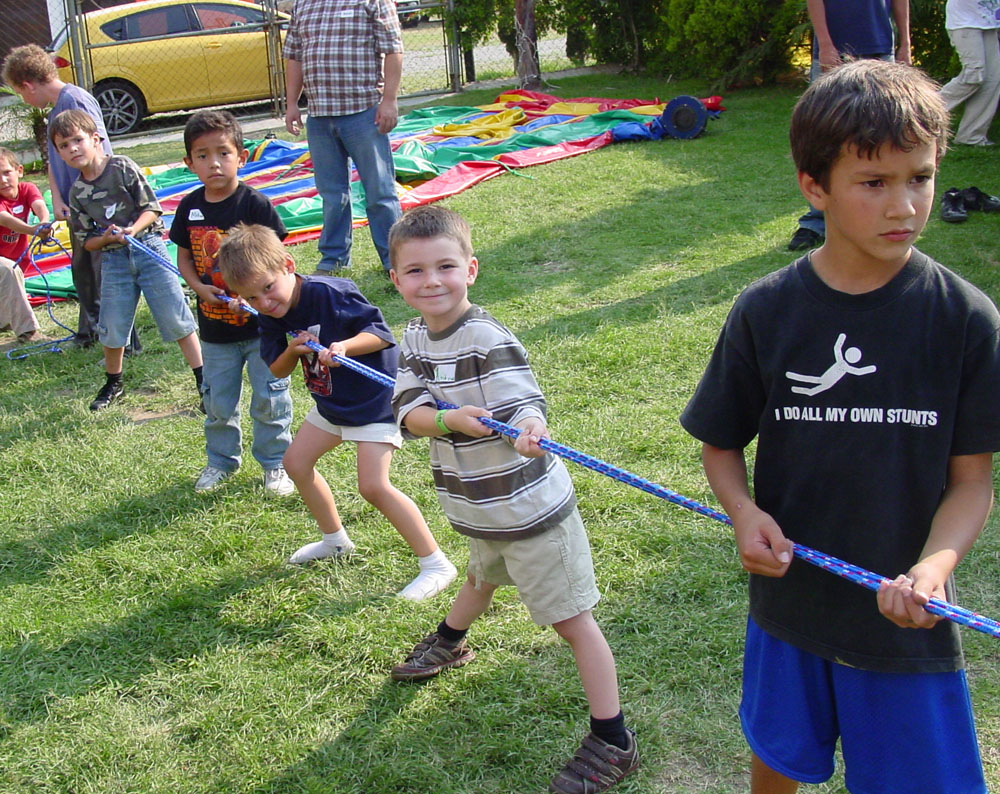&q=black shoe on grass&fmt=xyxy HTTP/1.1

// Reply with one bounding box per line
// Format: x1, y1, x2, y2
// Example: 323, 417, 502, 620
787, 227, 823, 251
940, 188, 968, 223
90, 380, 124, 411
